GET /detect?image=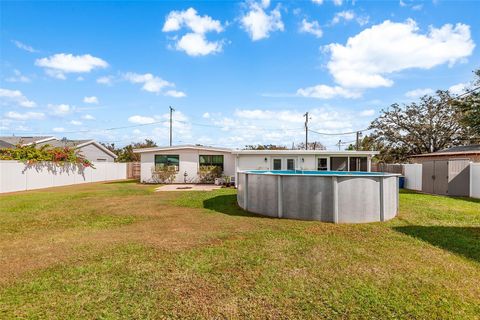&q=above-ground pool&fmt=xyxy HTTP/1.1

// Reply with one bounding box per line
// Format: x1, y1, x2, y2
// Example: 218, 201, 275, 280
237, 170, 400, 223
